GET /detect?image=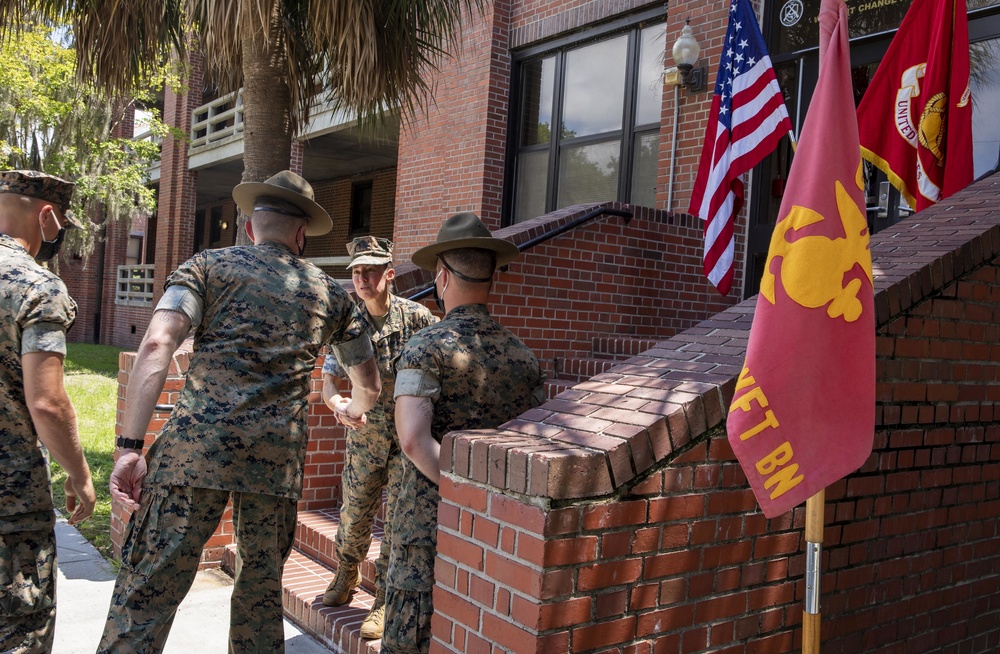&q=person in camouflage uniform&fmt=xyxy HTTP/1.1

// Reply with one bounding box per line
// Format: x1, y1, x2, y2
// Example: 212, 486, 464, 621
0, 170, 96, 654
320, 236, 437, 639
382, 212, 545, 653
97, 171, 382, 654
